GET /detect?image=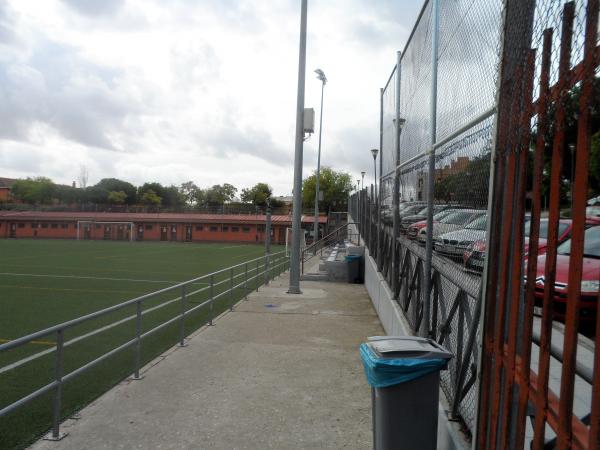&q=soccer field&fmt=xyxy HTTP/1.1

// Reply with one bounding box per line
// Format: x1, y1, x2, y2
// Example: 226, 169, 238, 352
0, 239, 285, 449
